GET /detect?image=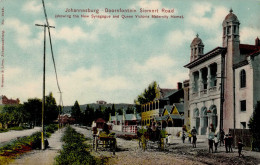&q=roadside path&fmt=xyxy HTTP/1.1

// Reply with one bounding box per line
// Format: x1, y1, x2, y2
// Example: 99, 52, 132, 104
0, 127, 41, 147
9, 128, 64, 165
